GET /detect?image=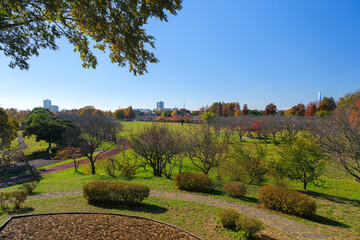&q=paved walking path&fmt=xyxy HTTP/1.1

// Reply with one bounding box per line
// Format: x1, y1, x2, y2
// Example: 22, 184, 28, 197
27, 189, 332, 240
0, 139, 130, 189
